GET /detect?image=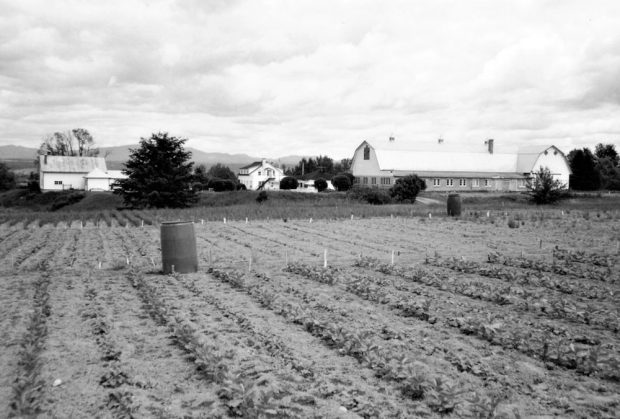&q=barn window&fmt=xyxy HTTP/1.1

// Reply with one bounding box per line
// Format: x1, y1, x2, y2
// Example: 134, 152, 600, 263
433, 179, 441, 186
484, 179, 490, 187
54, 180, 63, 185
459, 179, 466, 187
447, 179, 454, 186
363, 146, 370, 160
472, 179, 480, 187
